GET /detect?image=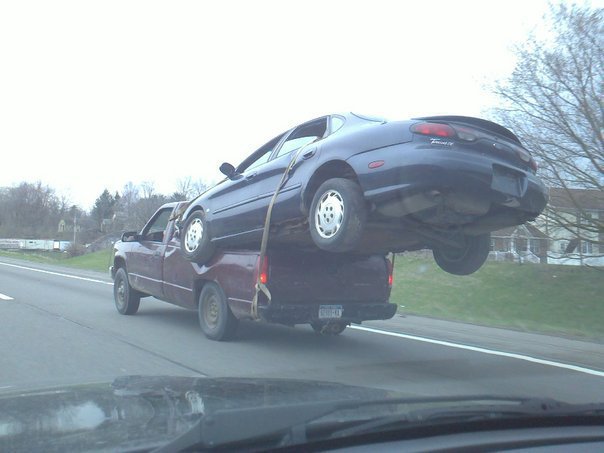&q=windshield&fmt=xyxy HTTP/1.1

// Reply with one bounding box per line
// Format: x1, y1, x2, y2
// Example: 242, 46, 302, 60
0, 1, 602, 452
